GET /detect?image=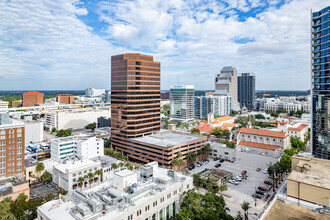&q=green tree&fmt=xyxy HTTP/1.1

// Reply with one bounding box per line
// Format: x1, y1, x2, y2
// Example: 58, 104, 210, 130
202, 144, 211, 159
267, 165, 276, 192
127, 164, 134, 171
51, 127, 57, 133
87, 173, 94, 188
222, 129, 231, 140
0, 200, 15, 220
186, 152, 197, 165
104, 138, 111, 148
118, 162, 124, 169
190, 128, 200, 135
213, 127, 223, 137
77, 177, 85, 189
178, 159, 185, 171
11, 193, 28, 220
85, 122, 97, 131
291, 137, 306, 152
111, 163, 118, 171
36, 162, 45, 181
56, 129, 71, 137
218, 184, 228, 192
254, 114, 265, 119
172, 158, 179, 170
94, 169, 102, 183
241, 202, 251, 220
41, 171, 51, 181
234, 116, 249, 128
270, 112, 278, 118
